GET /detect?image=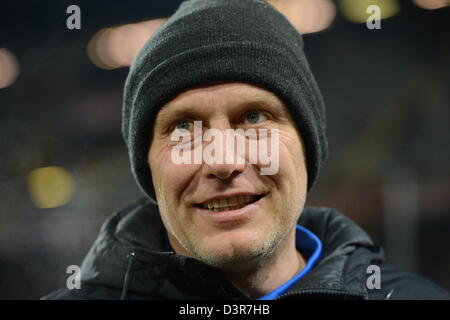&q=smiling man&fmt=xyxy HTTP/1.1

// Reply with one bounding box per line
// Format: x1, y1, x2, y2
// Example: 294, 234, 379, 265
149, 82, 308, 296
44, 0, 449, 300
